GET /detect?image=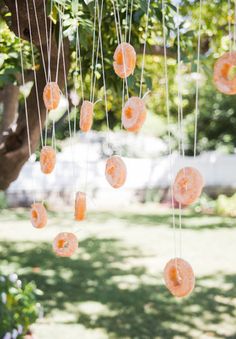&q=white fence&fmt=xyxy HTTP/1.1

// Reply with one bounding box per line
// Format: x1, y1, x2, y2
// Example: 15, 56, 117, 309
6, 150, 236, 207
